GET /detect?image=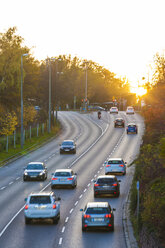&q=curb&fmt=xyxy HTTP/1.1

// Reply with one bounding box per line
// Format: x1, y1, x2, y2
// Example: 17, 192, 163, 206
123, 191, 139, 248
